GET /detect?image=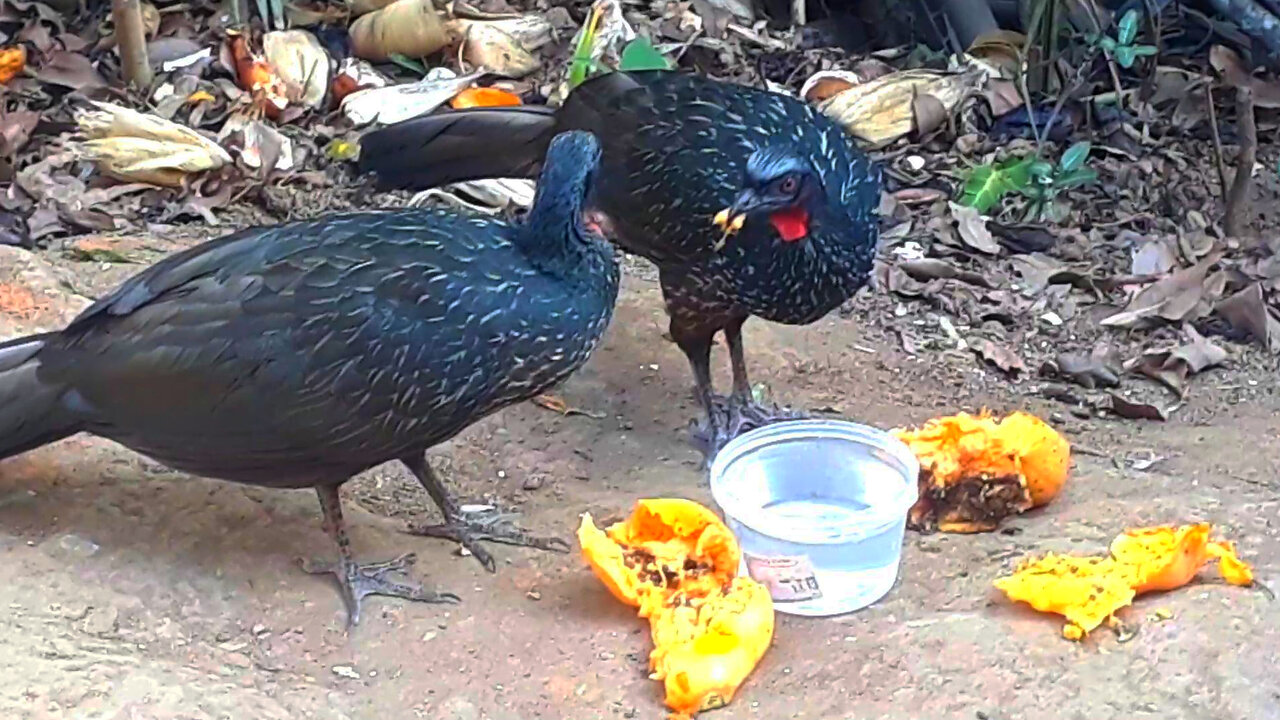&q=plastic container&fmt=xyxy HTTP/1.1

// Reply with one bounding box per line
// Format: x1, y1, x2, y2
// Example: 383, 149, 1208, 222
708, 419, 920, 617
